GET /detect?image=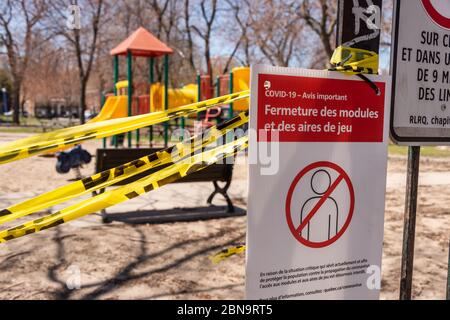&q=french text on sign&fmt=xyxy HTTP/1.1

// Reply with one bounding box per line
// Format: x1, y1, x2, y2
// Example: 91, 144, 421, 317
257, 74, 385, 143
246, 65, 390, 300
